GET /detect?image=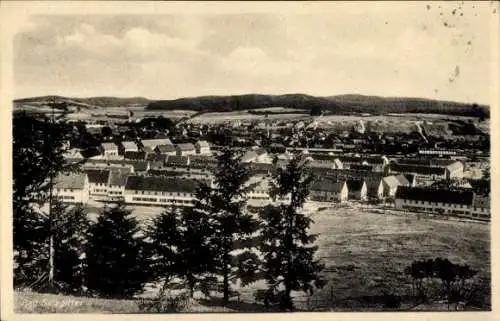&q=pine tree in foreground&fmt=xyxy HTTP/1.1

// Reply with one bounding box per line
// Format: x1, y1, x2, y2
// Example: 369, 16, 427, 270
193, 148, 261, 305
53, 204, 90, 294
259, 156, 326, 311
148, 206, 214, 298
85, 203, 150, 298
